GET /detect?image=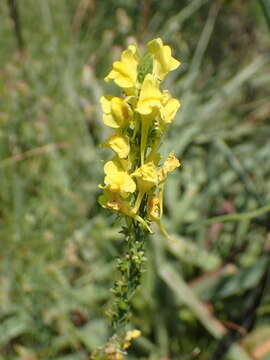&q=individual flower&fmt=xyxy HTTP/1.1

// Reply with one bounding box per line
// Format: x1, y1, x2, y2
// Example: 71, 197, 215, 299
132, 162, 159, 214
159, 151, 180, 182
147, 196, 160, 221
99, 190, 152, 233
147, 38, 180, 80
123, 329, 141, 350
160, 91, 181, 124
103, 158, 136, 198
133, 162, 158, 193
105, 44, 140, 89
100, 96, 132, 129
106, 134, 130, 159
136, 74, 162, 116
